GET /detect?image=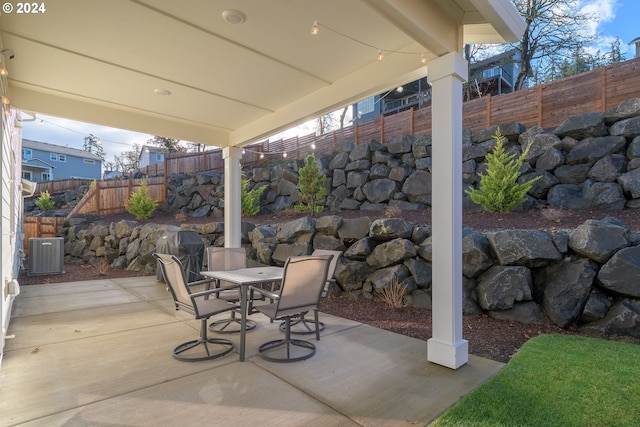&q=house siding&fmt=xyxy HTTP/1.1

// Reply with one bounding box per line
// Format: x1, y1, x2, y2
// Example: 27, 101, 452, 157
22, 139, 102, 181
